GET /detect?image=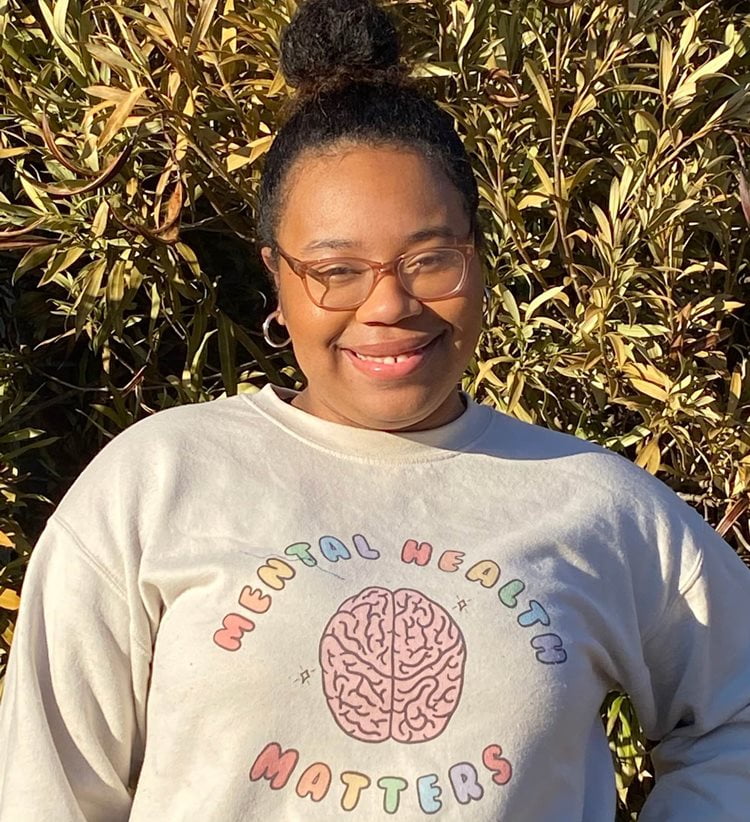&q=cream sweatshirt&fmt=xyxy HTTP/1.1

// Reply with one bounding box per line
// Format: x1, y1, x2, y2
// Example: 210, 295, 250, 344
1, 384, 749, 821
